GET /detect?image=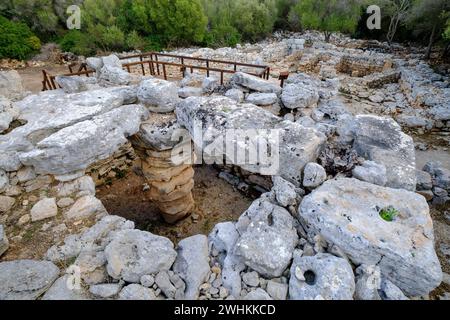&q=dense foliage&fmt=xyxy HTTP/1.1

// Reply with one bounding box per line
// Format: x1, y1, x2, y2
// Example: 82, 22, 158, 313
0, 15, 41, 60
0, 0, 449, 59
